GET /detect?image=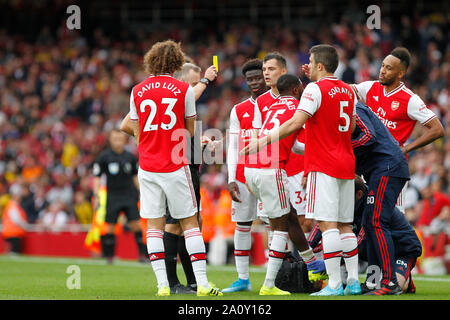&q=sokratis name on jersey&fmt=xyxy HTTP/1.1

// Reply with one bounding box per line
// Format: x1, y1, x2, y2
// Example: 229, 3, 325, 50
328, 85, 354, 100
136, 81, 181, 98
